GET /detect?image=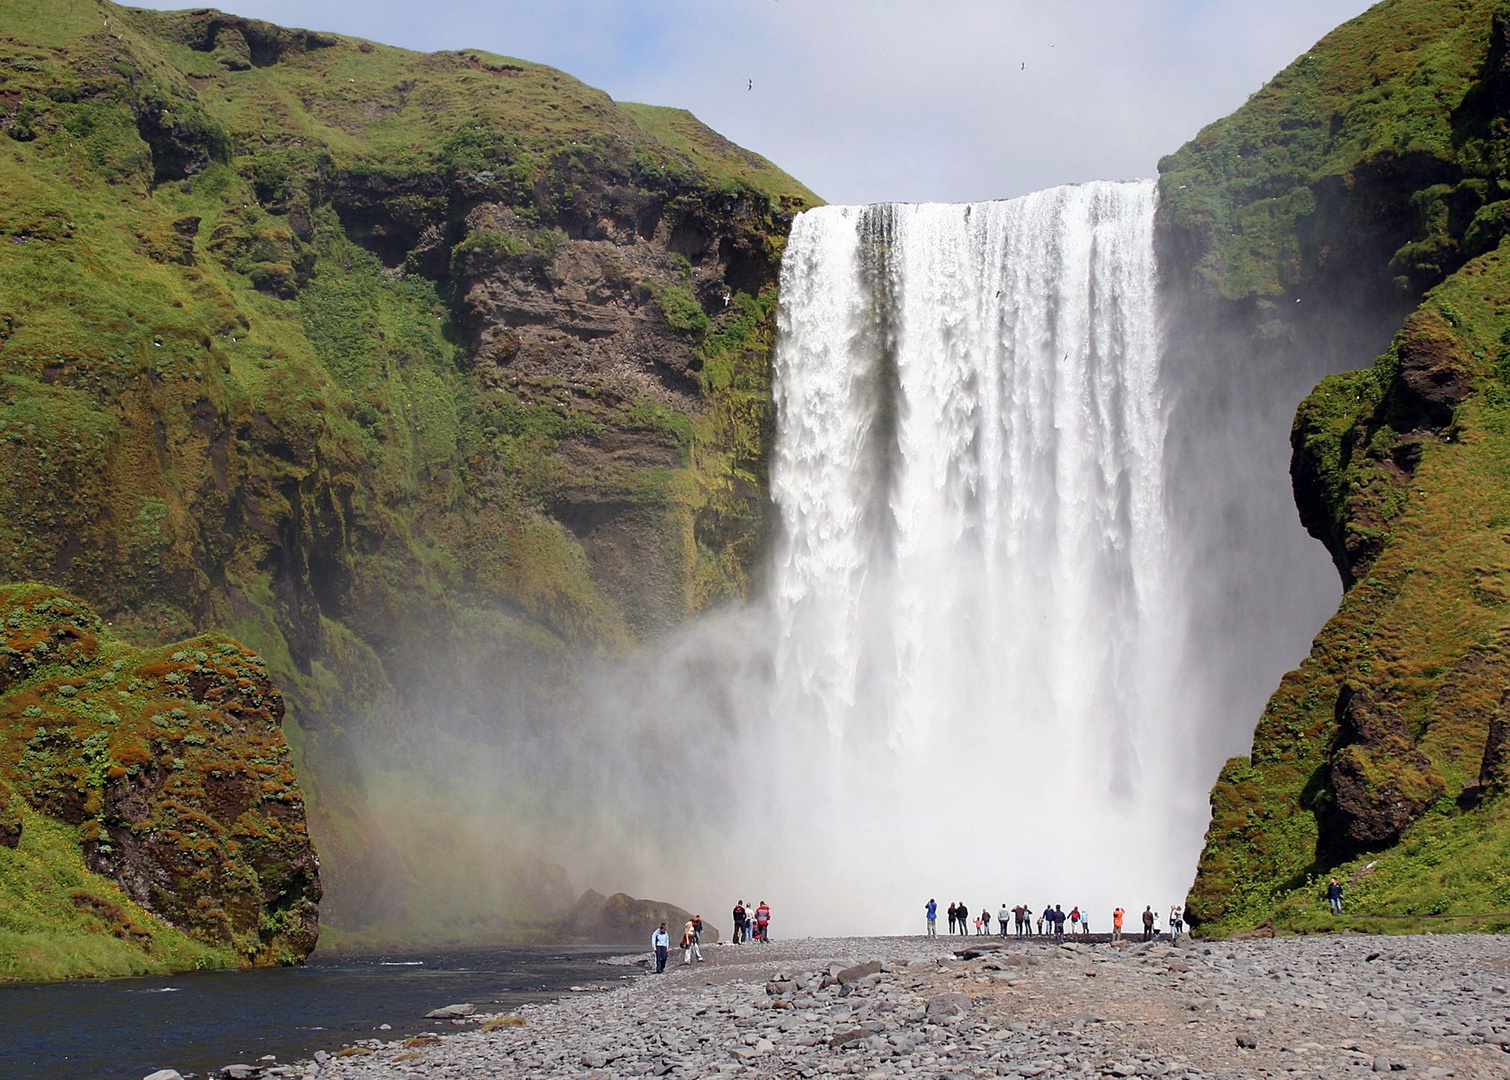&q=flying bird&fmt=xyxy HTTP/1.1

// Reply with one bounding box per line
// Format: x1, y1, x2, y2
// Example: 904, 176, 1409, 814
747, 79, 754, 91
1021, 62, 1026, 71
